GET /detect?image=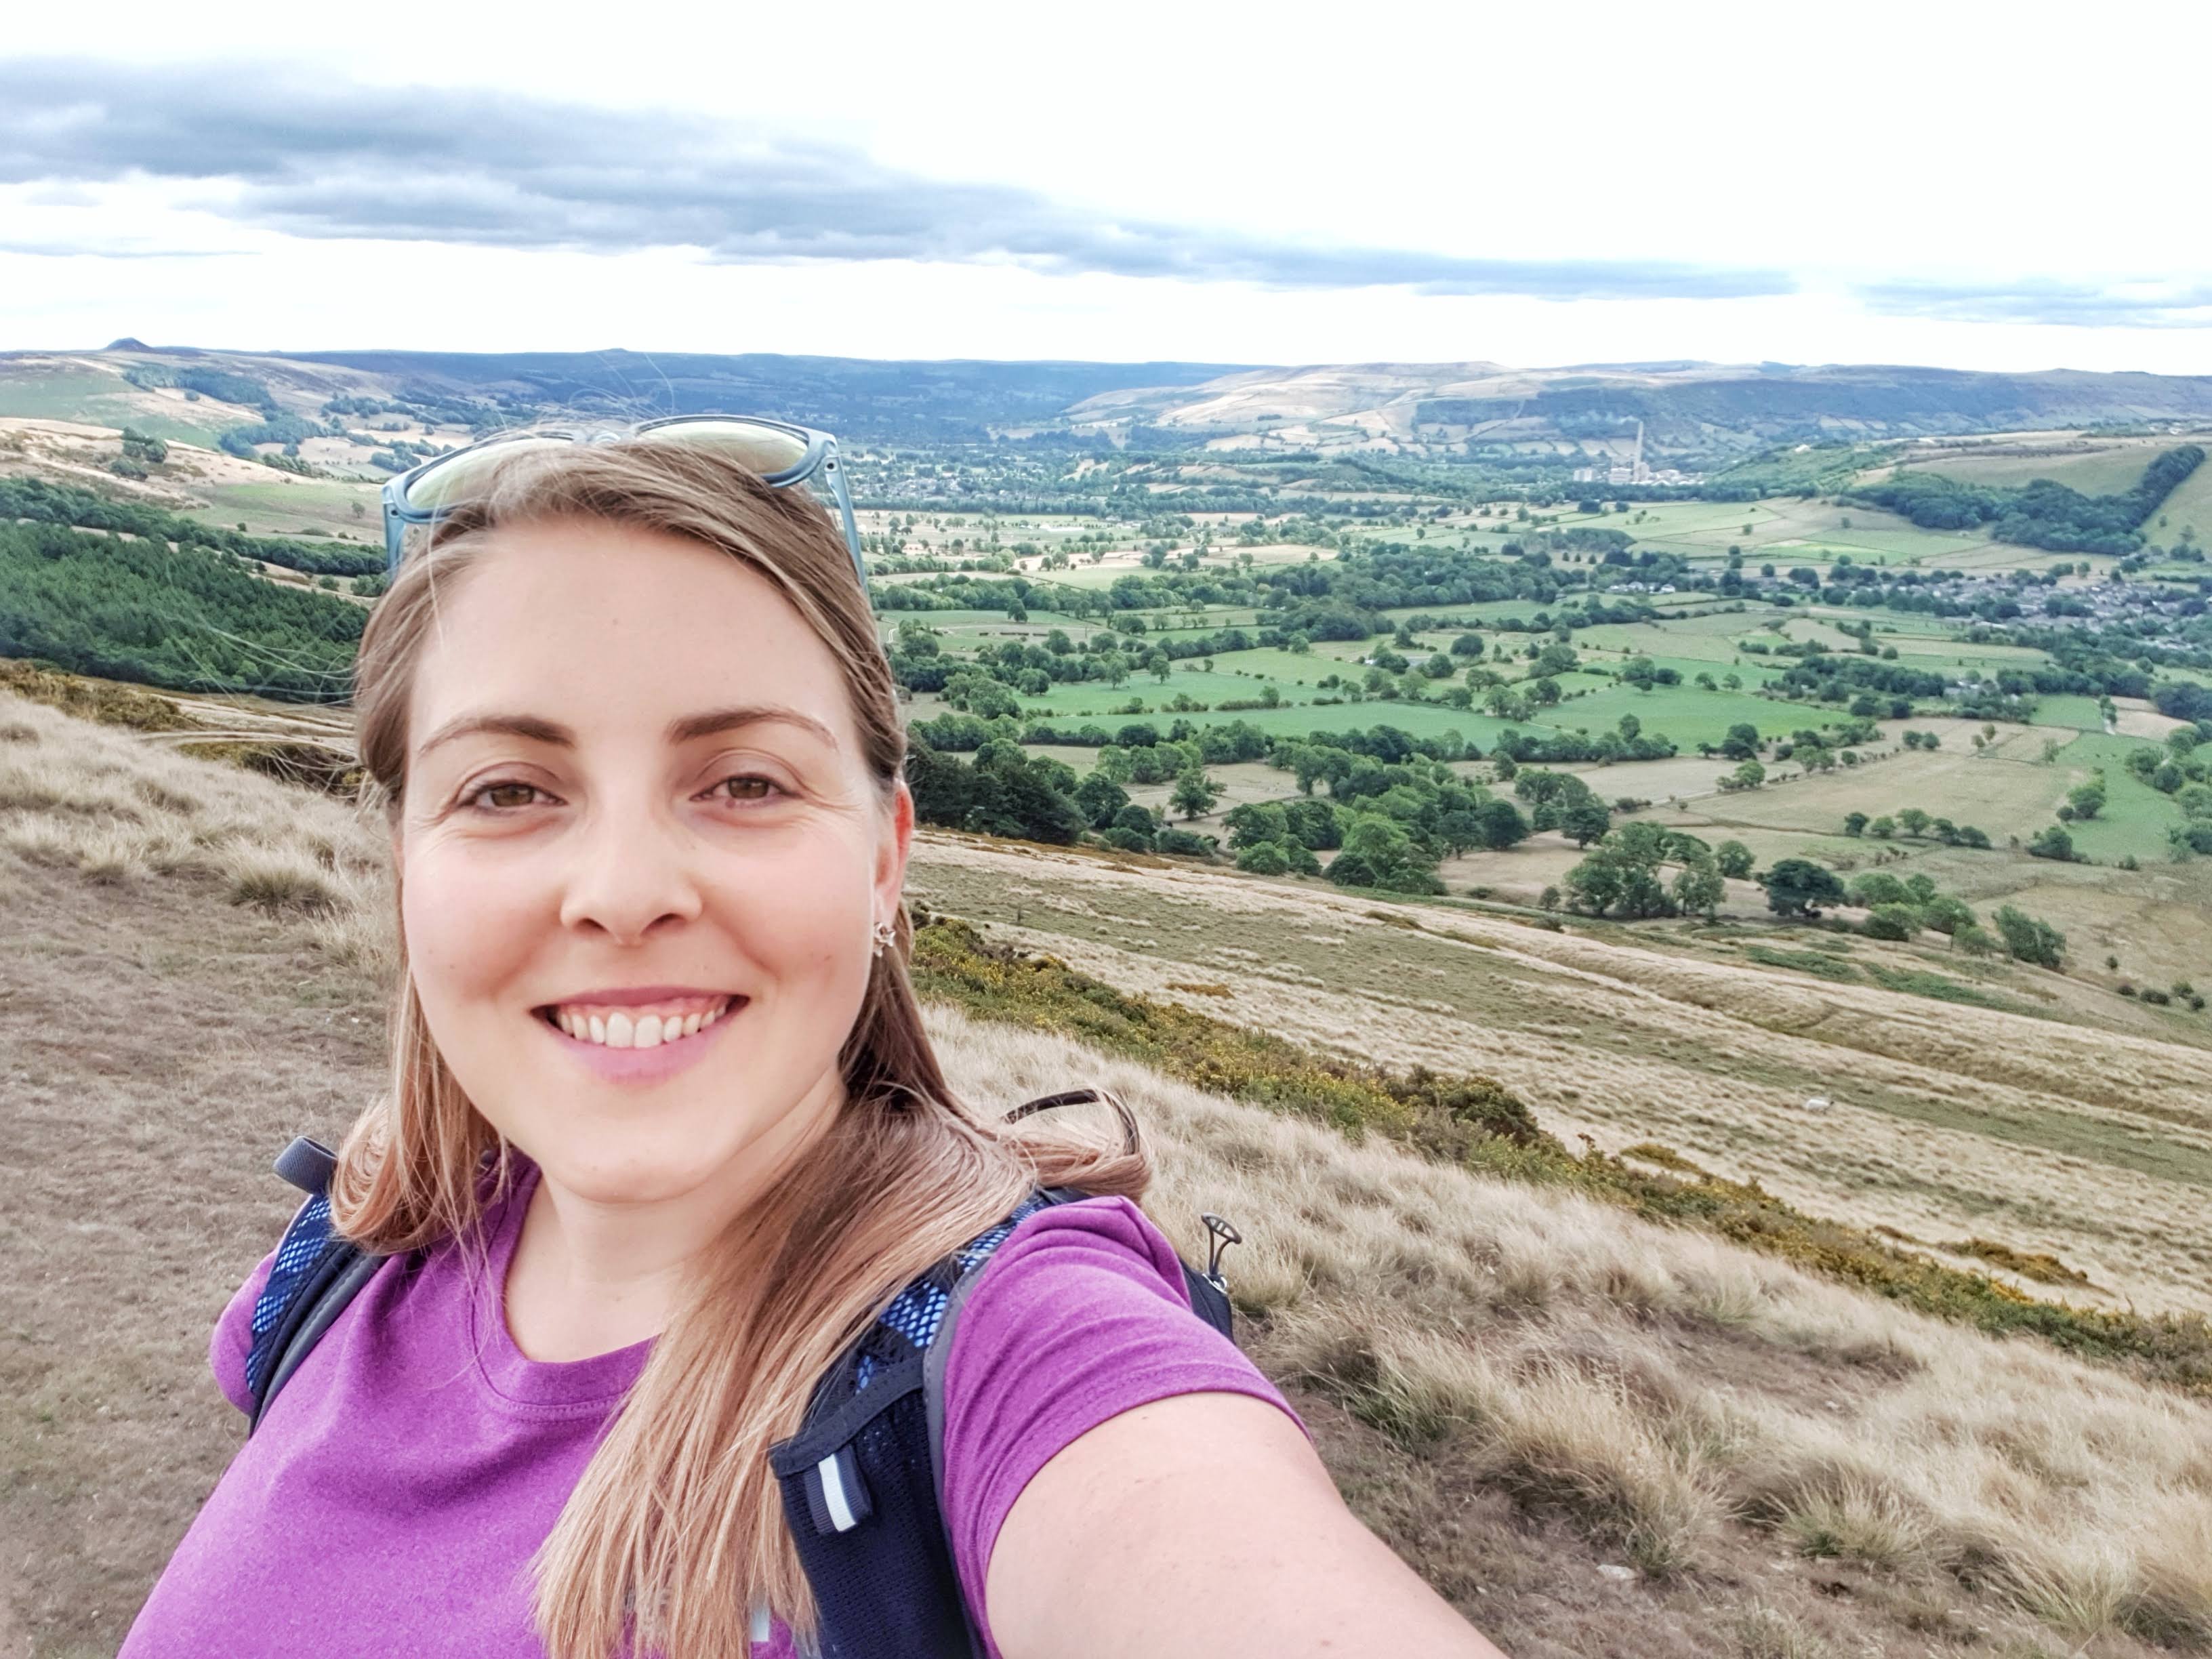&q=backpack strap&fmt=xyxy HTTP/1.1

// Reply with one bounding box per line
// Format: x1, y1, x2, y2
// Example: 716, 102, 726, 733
769, 1088, 1240, 1658
245, 1136, 384, 1435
